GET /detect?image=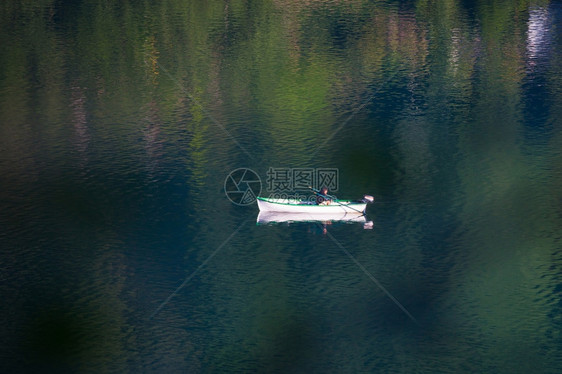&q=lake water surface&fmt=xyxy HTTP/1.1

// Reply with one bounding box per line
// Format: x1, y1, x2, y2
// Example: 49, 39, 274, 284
2, 0, 562, 372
